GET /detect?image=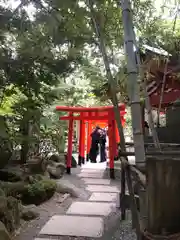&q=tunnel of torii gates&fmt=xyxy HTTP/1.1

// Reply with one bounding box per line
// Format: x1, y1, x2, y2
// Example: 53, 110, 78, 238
56, 104, 126, 179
